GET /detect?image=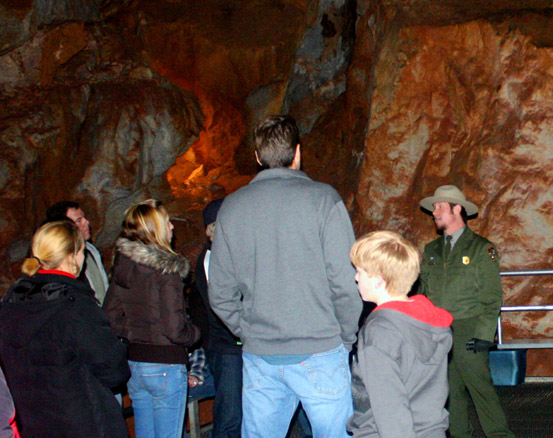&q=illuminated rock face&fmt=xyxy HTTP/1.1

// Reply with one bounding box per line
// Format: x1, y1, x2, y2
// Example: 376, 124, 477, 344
0, 0, 205, 286
1, 1, 553, 373
350, 17, 553, 376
